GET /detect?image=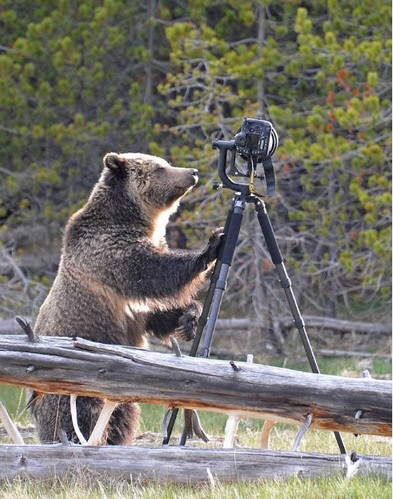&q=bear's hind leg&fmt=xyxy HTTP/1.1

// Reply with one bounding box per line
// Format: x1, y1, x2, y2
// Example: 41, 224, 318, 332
31, 393, 107, 444
106, 402, 140, 445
